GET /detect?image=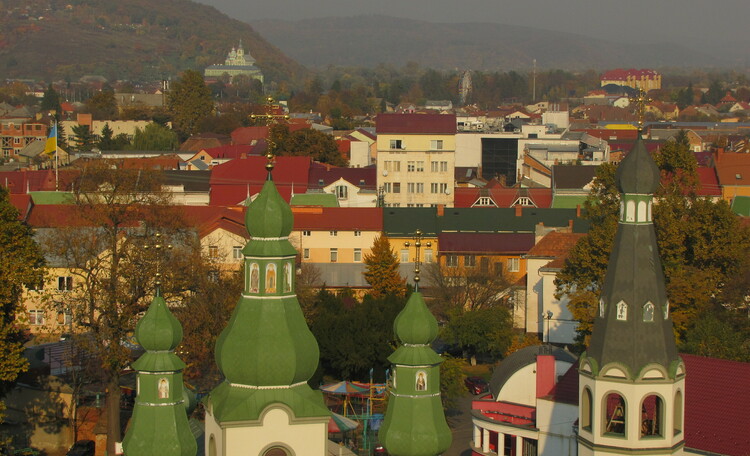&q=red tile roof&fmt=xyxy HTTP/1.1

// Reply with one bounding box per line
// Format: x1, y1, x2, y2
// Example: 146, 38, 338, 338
0, 170, 77, 193
176, 205, 248, 239
230, 123, 310, 146
526, 231, 585, 258
209, 156, 311, 206
695, 167, 721, 197
26, 204, 139, 227
376, 113, 456, 135
307, 163, 376, 189
712, 151, 750, 186
292, 207, 382, 231
600, 68, 660, 81
453, 188, 553, 208
202, 144, 256, 160
8, 193, 31, 220
682, 354, 750, 456
437, 232, 535, 254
